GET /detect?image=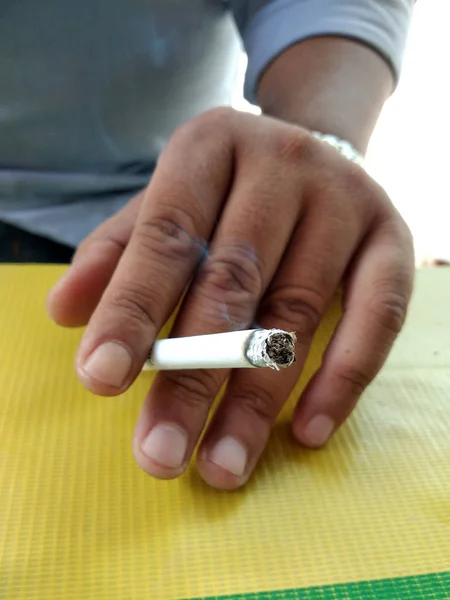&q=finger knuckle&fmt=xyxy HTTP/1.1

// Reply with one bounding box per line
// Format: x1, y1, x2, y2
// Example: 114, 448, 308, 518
334, 364, 371, 396
174, 107, 235, 144
389, 211, 415, 251
135, 212, 201, 264
344, 162, 370, 193
369, 289, 409, 336
202, 245, 263, 296
75, 236, 126, 264
73, 236, 91, 260
336, 164, 382, 213
400, 215, 414, 243
273, 129, 317, 165
162, 370, 218, 410
230, 384, 278, 424
196, 244, 264, 326
198, 106, 236, 129
262, 285, 326, 341
344, 171, 385, 223
109, 283, 159, 330
402, 219, 415, 248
